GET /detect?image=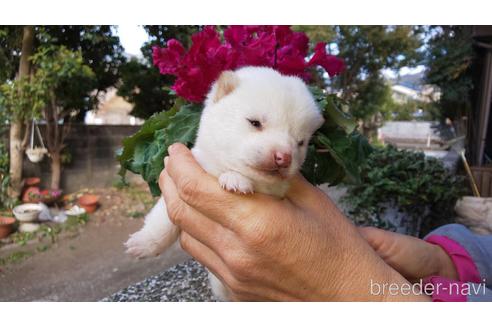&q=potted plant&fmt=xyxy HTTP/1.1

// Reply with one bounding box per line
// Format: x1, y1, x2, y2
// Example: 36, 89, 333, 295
25, 189, 62, 205
78, 194, 99, 213
24, 177, 41, 187
0, 215, 16, 239
25, 147, 48, 163
22, 177, 42, 203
